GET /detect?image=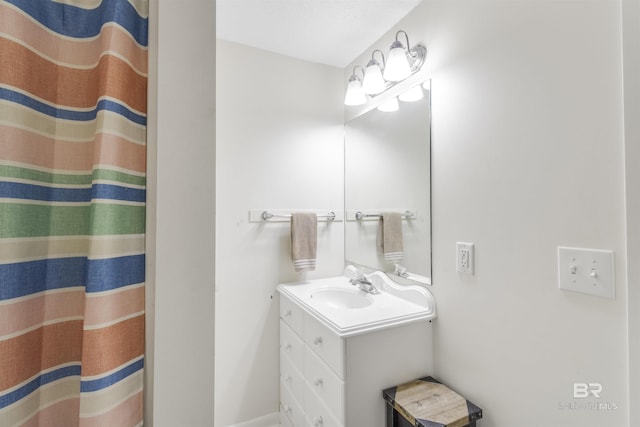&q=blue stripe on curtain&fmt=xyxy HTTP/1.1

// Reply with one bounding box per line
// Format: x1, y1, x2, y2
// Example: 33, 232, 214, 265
86, 254, 145, 293
0, 87, 147, 125
92, 184, 146, 202
0, 183, 146, 203
80, 358, 144, 392
0, 257, 86, 300
5, 0, 148, 46
0, 365, 82, 410
0, 255, 145, 300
